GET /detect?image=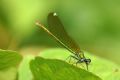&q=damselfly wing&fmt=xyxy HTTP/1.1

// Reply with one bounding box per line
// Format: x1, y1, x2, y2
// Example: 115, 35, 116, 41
47, 12, 81, 54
